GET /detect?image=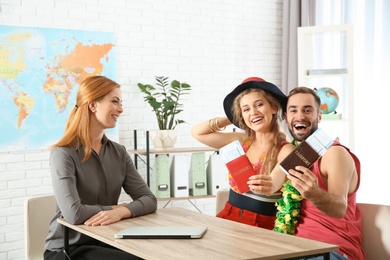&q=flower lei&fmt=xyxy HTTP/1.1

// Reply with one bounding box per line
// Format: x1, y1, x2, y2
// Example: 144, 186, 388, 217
273, 140, 303, 235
